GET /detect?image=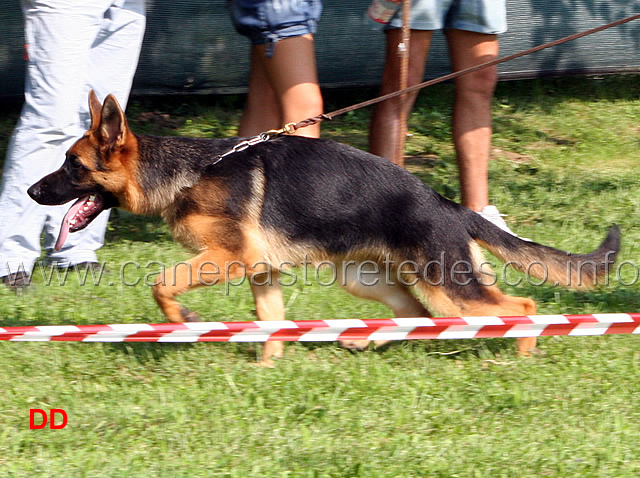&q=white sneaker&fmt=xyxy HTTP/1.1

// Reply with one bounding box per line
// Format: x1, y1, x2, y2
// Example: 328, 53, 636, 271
477, 205, 520, 237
